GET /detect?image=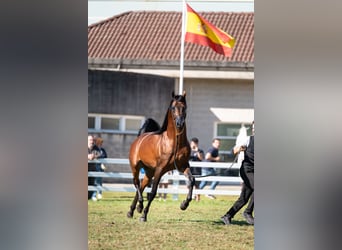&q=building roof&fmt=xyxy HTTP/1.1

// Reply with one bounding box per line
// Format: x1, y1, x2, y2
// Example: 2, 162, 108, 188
88, 11, 254, 70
